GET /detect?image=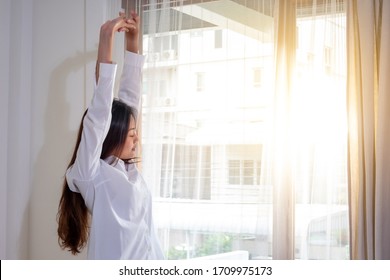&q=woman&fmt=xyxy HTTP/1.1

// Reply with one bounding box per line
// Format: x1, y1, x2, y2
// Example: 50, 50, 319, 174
57, 11, 164, 260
